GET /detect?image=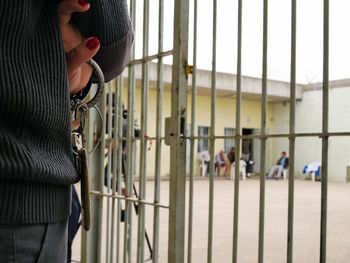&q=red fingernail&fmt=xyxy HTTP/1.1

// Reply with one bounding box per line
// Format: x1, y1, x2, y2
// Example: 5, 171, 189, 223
77, 0, 89, 7
86, 37, 100, 51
